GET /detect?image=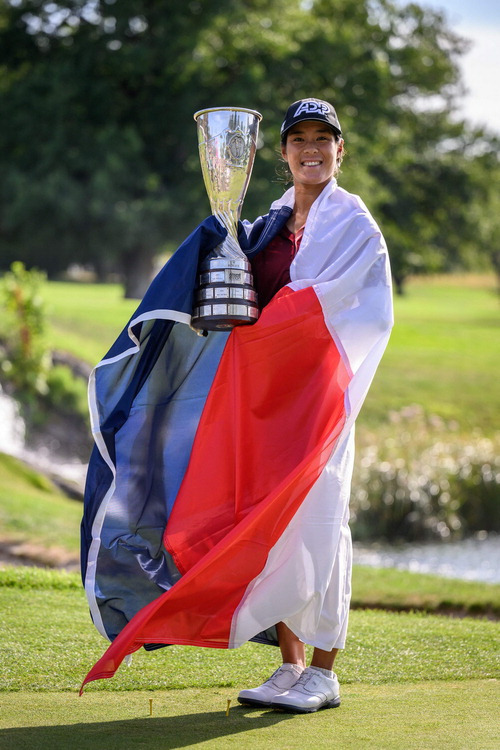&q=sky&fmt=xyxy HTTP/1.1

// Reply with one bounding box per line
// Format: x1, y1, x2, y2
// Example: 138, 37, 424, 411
420, 0, 500, 133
